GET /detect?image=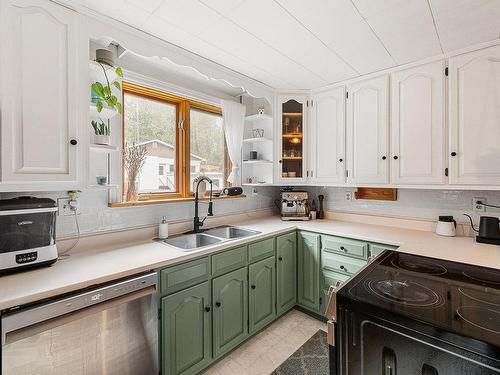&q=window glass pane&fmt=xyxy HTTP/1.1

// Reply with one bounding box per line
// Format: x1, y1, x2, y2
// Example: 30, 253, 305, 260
190, 108, 227, 191
124, 92, 177, 193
